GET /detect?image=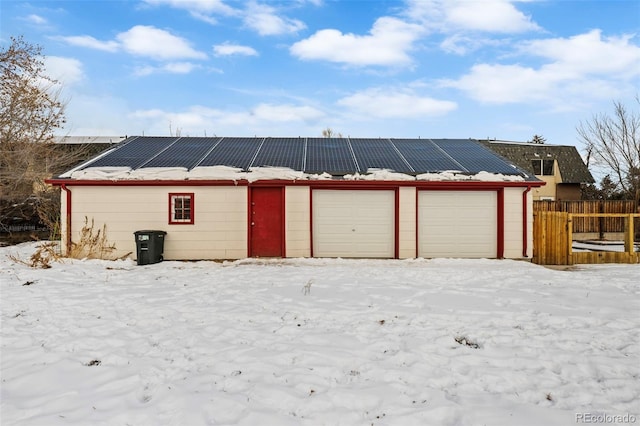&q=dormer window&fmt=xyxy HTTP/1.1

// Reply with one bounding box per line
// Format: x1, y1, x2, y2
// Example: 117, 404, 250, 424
532, 159, 554, 176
